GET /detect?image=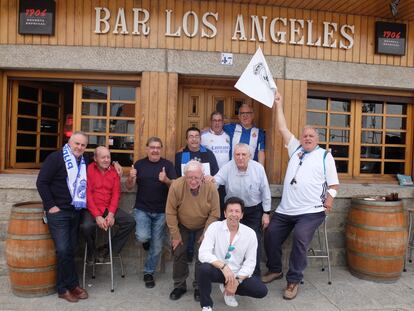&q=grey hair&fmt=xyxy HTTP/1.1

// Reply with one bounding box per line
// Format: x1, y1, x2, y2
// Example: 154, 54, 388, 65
183, 160, 204, 175
233, 143, 251, 156
69, 131, 88, 142
301, 125, 319, 137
